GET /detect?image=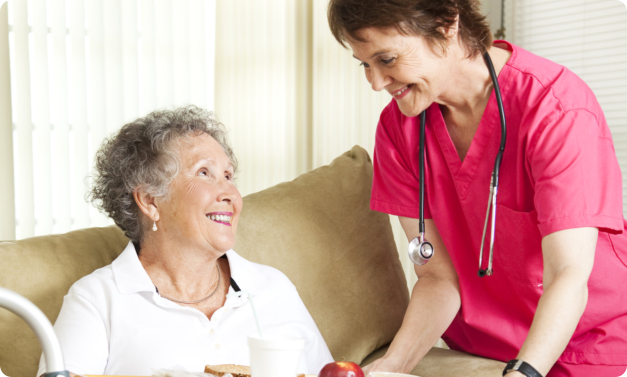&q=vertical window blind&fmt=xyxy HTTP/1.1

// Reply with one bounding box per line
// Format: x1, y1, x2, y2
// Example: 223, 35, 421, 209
504, 0, 627, 215
213, 0, 414, 286
214, 0, 310, 198
6, 0, 216, 239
